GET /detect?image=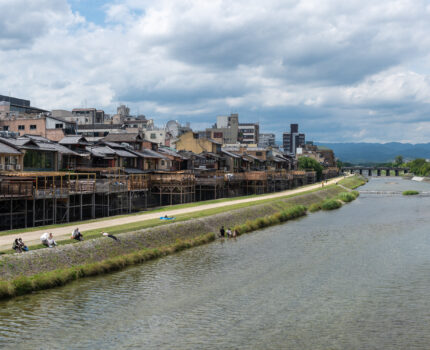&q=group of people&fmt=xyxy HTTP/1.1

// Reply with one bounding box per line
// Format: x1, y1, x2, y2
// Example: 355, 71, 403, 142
12, 238, 28, 253
11, 226, 122, 253
219, 226, 237, 239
